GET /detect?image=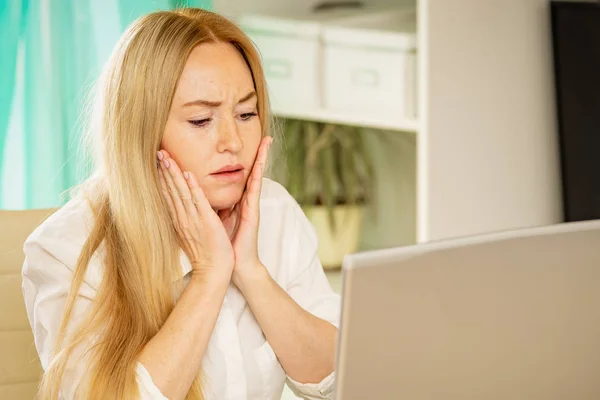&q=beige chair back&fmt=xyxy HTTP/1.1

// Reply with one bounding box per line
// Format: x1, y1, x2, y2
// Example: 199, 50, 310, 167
0, 208, 56, 399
